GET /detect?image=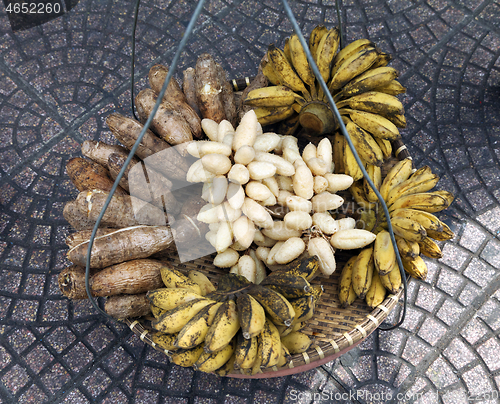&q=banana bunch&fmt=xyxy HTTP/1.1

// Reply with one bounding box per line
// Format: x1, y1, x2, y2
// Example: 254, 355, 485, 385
244, 25, 406, 173
148, 257, 322, 375
339, 158, 455, 308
